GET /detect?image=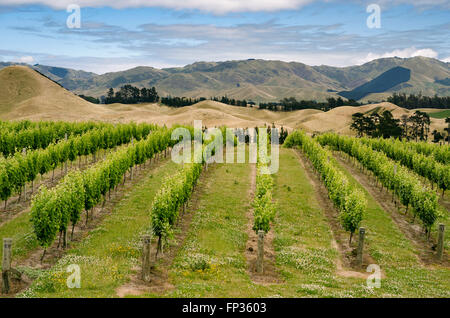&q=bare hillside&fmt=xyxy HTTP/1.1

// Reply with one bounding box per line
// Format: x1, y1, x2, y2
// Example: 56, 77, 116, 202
0, 66, 446, 135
